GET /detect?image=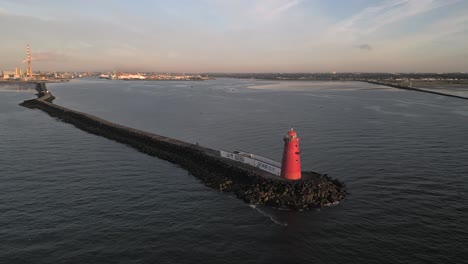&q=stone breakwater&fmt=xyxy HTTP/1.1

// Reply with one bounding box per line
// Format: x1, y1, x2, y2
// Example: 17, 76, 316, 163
362, 80, 468, 100
20, 83, 346, 210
